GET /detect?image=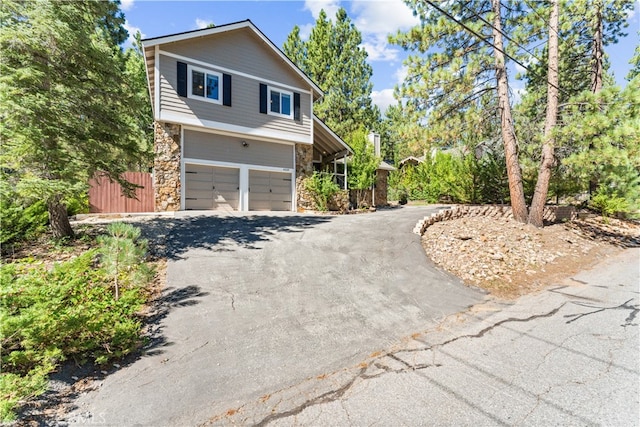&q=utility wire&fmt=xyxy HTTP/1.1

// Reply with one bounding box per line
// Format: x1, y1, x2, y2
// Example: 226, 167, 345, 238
424, 0, 531, 71
459, 1, 550, 71
424, 0, 566, 96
